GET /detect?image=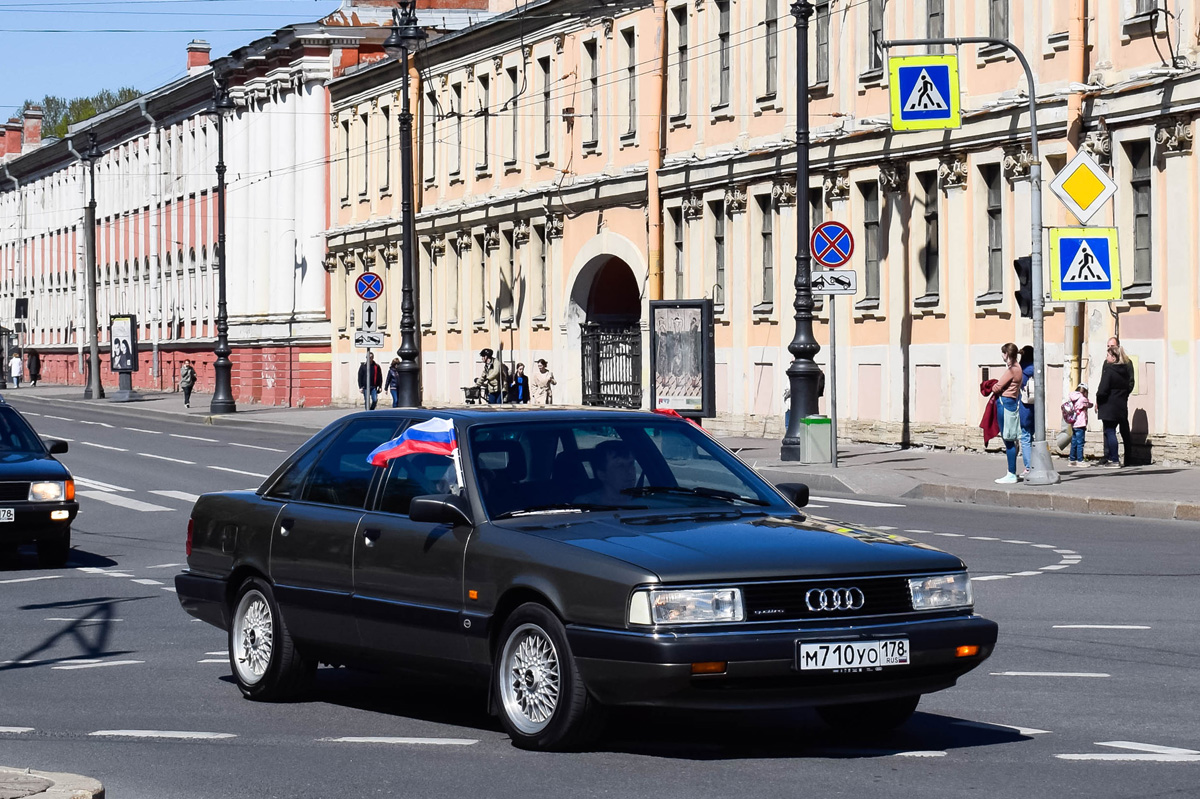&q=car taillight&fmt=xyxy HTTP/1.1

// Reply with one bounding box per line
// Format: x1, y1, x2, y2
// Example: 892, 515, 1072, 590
65, 480, 75, 501
186, 518, 194, 557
